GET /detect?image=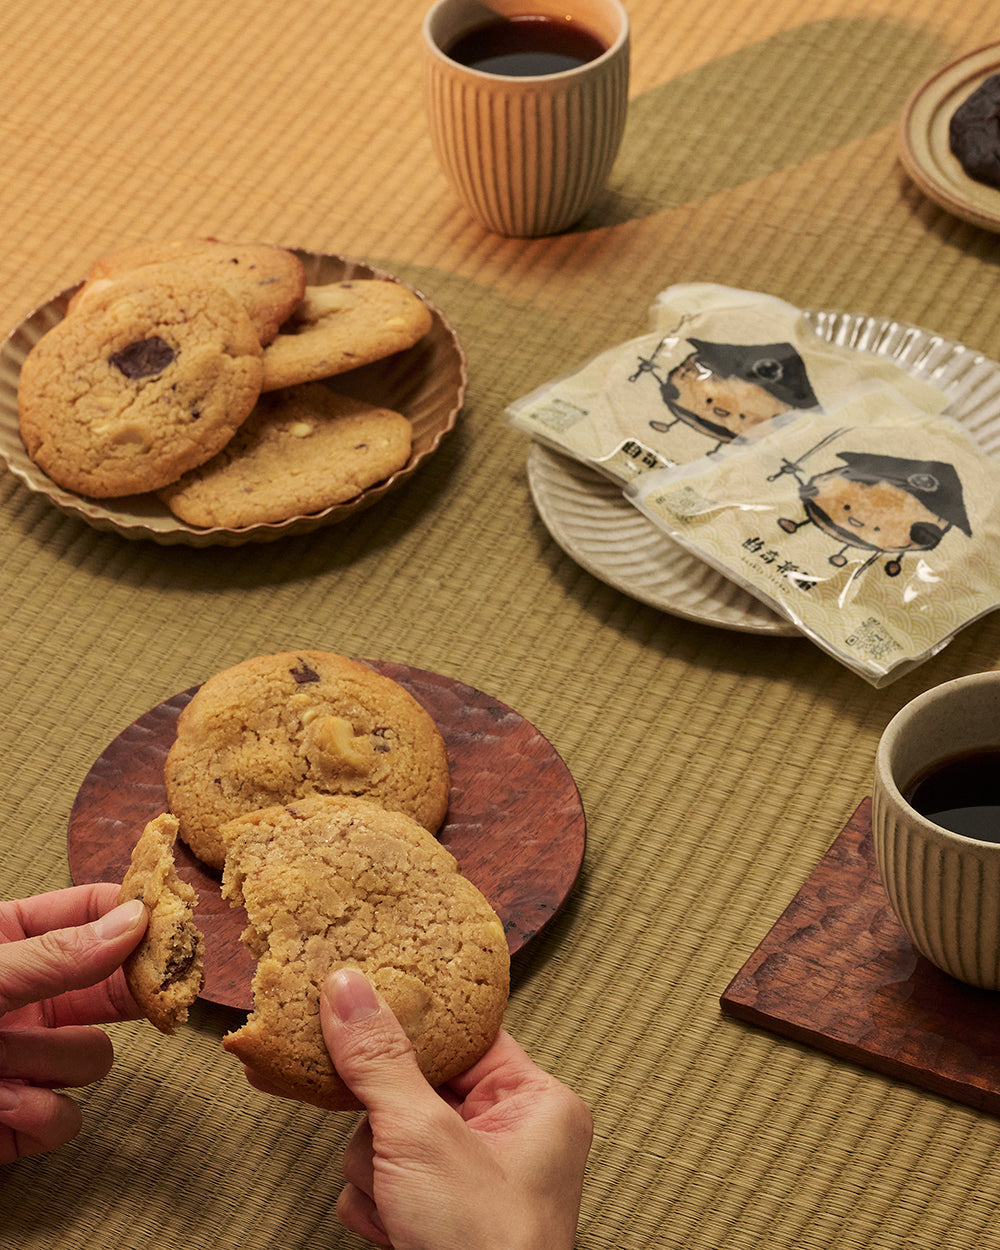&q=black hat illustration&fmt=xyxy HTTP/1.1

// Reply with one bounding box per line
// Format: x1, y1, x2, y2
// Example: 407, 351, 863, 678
633, 336, 822, 452
834, 452, 972, 536
775, 443, 973, 577
682, 339, 820, 412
